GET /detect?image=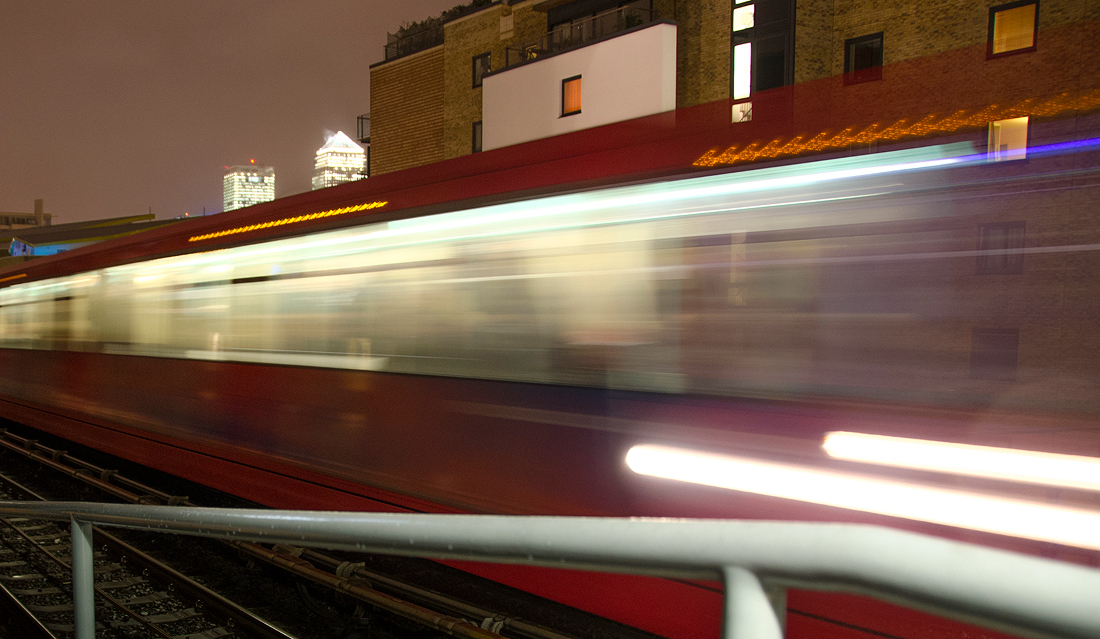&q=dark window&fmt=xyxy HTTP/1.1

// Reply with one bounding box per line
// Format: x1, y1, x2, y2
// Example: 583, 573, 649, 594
988, 0, 1038, 58
977, 221, 1025, 274
971, 328, 1019, 381
562, 75, 582, 116
472, 121, 483, 153
472, 52, 491, 88
755, 34, 789, 91
844, 32, 883, 84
